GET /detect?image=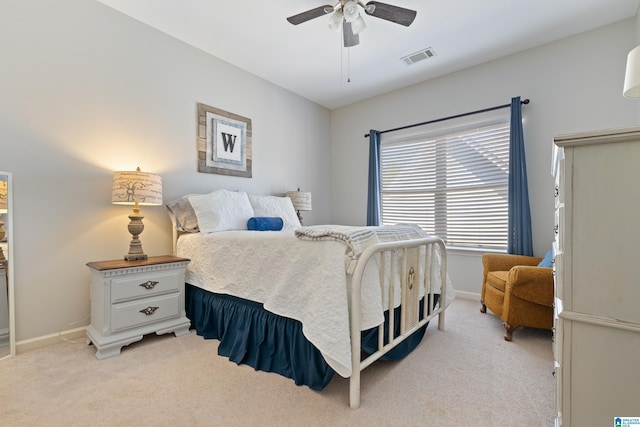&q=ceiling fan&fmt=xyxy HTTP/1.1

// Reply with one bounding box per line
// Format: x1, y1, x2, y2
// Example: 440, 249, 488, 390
287, 1, 417, 48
